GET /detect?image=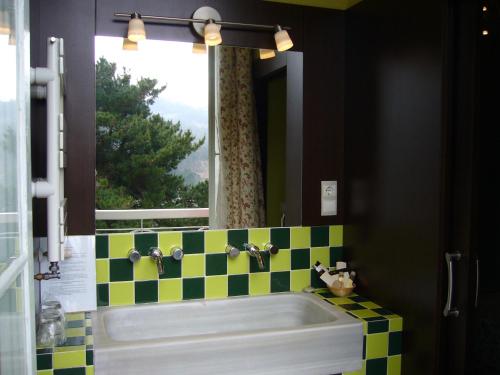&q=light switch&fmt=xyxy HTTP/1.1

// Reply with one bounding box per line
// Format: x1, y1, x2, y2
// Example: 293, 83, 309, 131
321, 181, 337, 216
